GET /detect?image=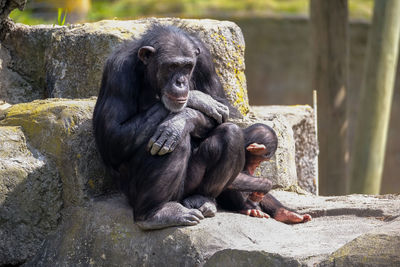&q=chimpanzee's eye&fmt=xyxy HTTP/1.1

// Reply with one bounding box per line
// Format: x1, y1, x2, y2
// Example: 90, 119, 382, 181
184, 63, 194, 72
168, 63, 178, 71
